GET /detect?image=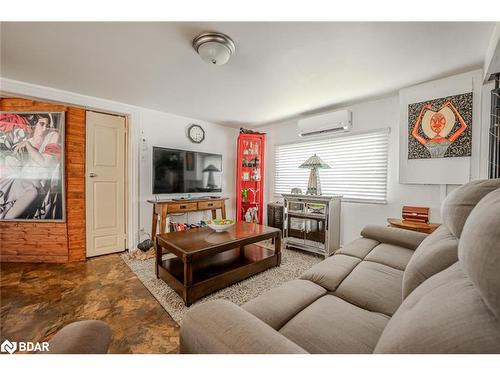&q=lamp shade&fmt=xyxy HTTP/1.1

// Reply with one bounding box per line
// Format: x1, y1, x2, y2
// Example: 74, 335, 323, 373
202, 164, 221, 172
197, 42, 232, 65
299, 154, 330, 169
